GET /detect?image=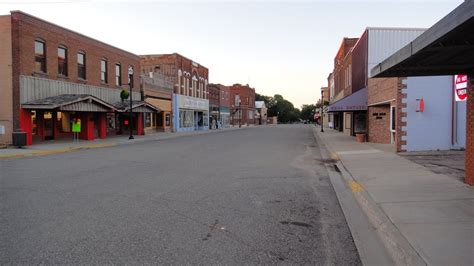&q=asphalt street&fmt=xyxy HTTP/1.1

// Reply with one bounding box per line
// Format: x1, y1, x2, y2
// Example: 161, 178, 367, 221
0, 125, 361, 264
